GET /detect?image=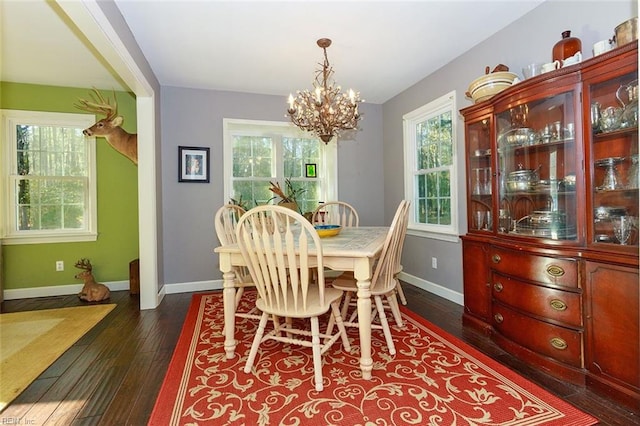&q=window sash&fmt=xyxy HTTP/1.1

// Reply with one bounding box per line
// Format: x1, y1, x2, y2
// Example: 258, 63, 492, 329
2, 110, 97, 244
403, 91, 458, 238
223, 119, 337, 213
